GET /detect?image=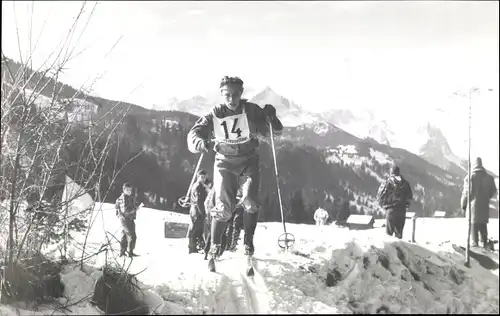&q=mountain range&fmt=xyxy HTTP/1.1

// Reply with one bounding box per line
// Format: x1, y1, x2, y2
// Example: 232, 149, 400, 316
3, 56, 497, 222
152, 86, 475, 178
